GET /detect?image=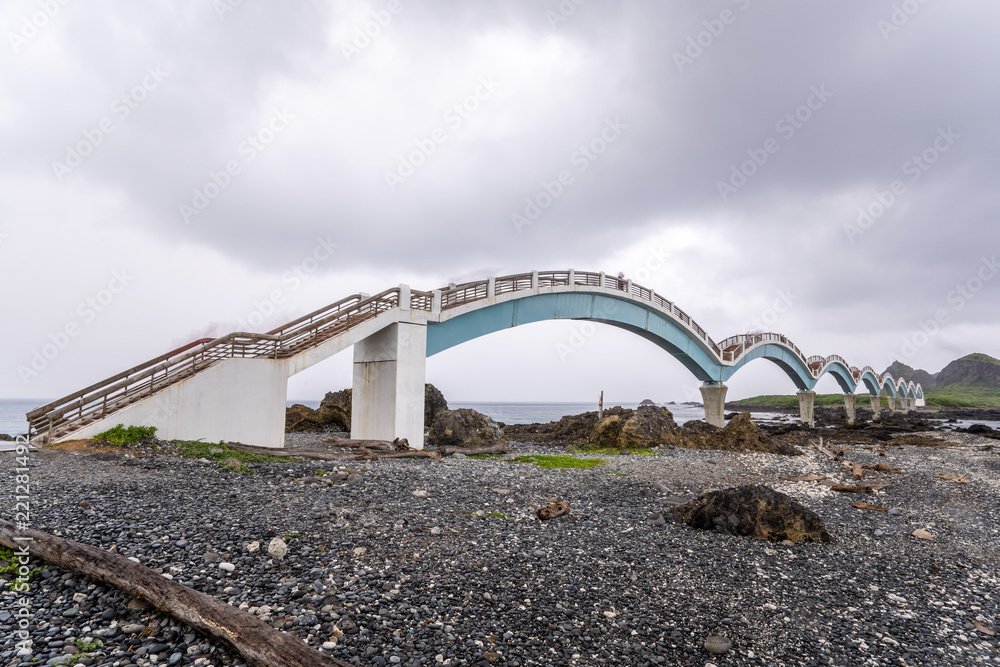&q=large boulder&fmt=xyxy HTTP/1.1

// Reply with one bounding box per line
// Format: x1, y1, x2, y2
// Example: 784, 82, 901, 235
589, 406, 679, 448
286, 384, 448, 433
424, 383, 449, 426
619, 405, 679, 447
666, 412, 800, 455
673, 485, 833, 542
285, 404, 330, 433
427, 408, 505, 448
503, 406, 632, 444
316, 389, 351, 430
591, 415, 624, 447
